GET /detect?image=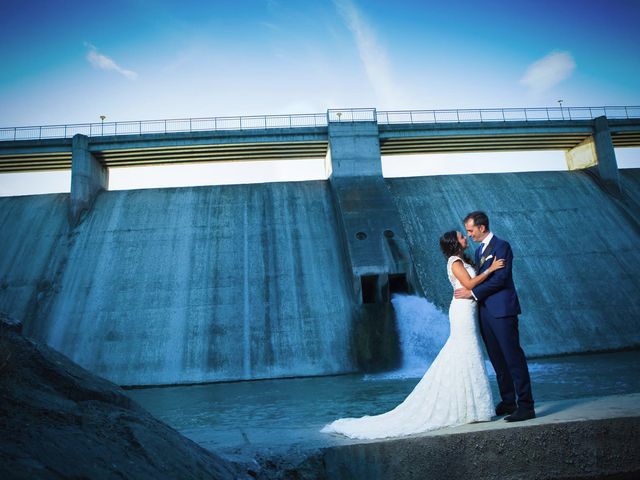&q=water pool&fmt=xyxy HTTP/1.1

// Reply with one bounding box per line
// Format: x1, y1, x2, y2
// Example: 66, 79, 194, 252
126, 350, 640, 457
